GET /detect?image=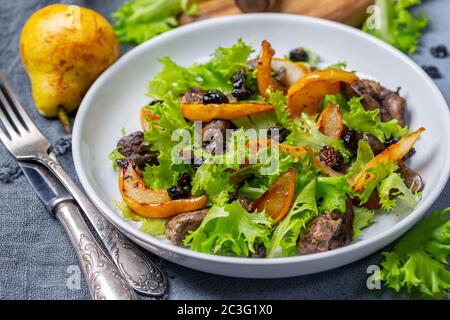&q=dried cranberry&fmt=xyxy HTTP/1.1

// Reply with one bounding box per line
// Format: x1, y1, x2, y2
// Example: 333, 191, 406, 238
250, 242, 266, 258
167, 172, 192, 200
289, 48, 309, 62
422, 65, 442, 79
431, 45, 448, 58
342, 128, 362, 154
177, 172, 192, 189
167, 186, 190, 200
203, 90, 229, 104
267, 126, 290, 143
319, 146, 344, 171
231, 69, 253, 100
